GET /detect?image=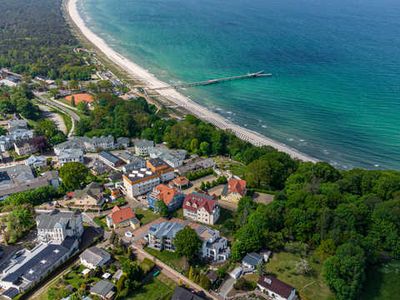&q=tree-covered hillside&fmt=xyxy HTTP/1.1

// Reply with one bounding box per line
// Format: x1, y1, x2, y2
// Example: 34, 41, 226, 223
0, 0, 92, 79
